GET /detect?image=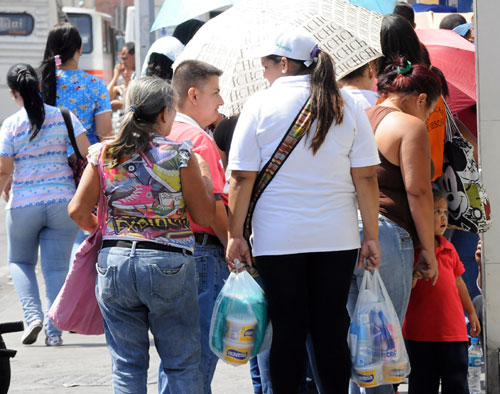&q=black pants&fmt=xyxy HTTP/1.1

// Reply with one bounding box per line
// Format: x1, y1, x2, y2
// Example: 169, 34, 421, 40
255, 250, 357, 394
406, 340, 469, 394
